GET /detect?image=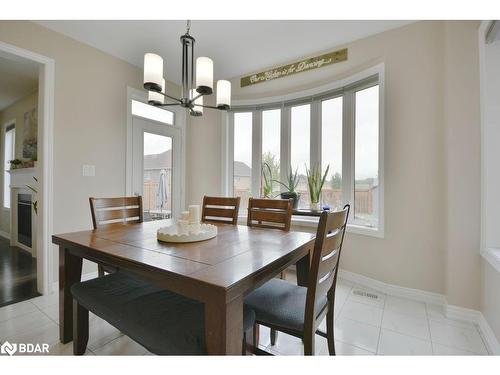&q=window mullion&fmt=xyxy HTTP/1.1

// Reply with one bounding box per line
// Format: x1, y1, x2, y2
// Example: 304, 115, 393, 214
342, 90, 355, 210
226, 113, 234, 196
280, 106, 290, 192
251, 110, 262, 198
310, 101, 321, 169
